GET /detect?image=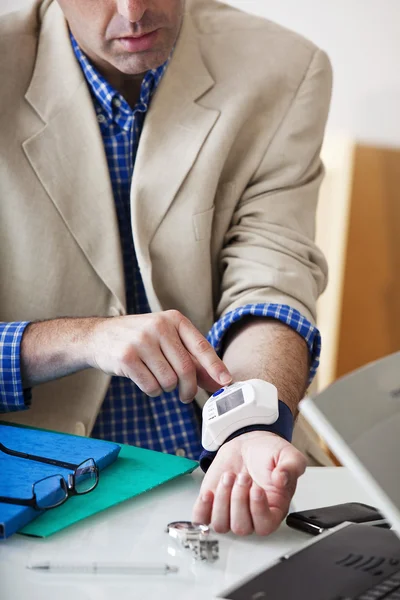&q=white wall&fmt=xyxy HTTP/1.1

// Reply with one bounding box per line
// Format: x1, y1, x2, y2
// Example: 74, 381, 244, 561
2, 0, 400, 147
227, 1, 400, 148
